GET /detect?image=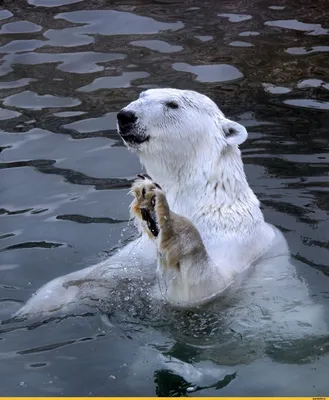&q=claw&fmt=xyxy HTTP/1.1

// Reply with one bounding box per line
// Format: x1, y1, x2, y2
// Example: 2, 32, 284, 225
137, 173, 153, 180
130, 176, 165, 239
141, 208, 159, 237
135, 174, 162, 190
